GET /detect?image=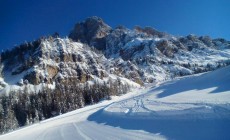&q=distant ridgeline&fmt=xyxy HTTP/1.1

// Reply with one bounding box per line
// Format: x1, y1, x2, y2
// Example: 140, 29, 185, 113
0, 16, 230, 134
